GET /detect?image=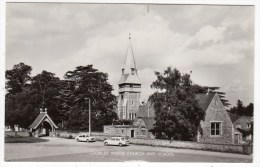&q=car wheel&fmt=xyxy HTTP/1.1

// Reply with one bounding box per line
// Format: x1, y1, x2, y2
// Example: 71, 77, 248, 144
119, 143, 122, 147
86, 139, 89, 142
104, 142, 108, 146
76, 139, 79, 142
